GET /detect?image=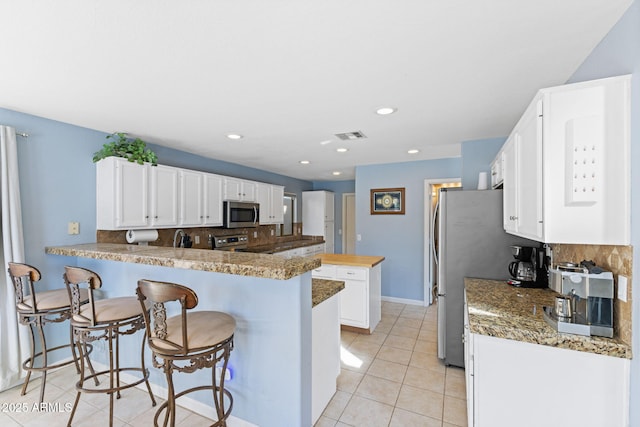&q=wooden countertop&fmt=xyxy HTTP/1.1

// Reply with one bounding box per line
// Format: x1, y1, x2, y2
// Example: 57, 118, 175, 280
465, 278, 631, 359
314, 253, 385, 268
45, 243, 320, 280
312, 278, 344, 307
